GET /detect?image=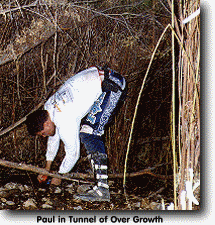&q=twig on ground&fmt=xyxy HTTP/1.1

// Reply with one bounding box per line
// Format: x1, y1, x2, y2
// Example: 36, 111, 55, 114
0, 159, 173, 181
